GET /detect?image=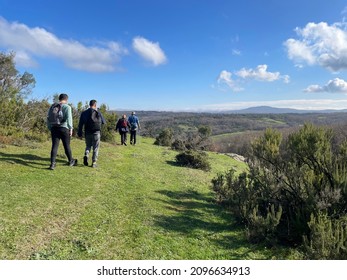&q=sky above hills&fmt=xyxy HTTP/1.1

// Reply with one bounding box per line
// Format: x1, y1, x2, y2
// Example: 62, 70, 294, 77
1, 0, 347, 111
